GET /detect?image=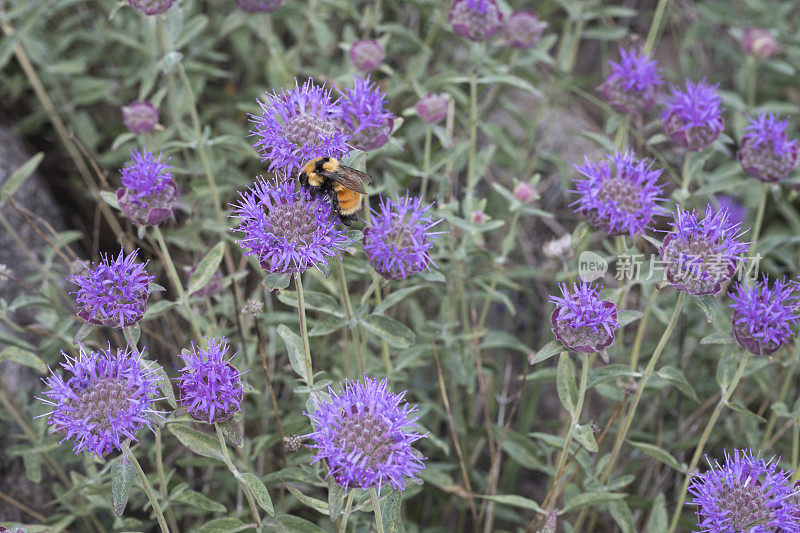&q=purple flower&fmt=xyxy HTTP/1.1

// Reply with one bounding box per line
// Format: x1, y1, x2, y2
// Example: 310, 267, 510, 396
449, 0, 503, 42
336, 75, 395, 152
235, 0, 283, 13
738, 112, 799, 183
599, 47, 663, 115
689, 449, 799, 532
362, 192, 443, 280
116, 149, 178, 226
251, 78, 350, 173
571, 150, 665, 237
729, 277, 799, 355
38, 345, 161, 457
69, 247, 154, 328
659, 206, 750, 296
176, 338, 245, 424
231, 178, 348, 274
549, 281, 619, 354
503, 11, 547, 49
349, 39, 384, 72
742, 28, 780, 60
514, 181, 539, 203
305, 377, 426, 490
128, 0, 174, 15
712, 195, 747, 227
662, 79, 725, 151
415, 93, 448, 124
122, 101, 158, 134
